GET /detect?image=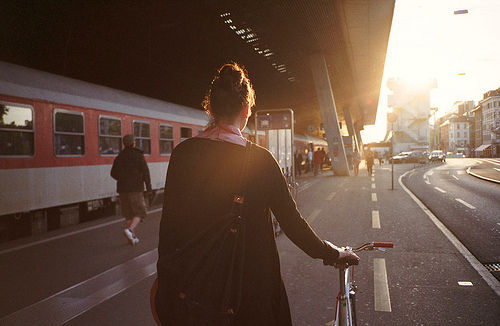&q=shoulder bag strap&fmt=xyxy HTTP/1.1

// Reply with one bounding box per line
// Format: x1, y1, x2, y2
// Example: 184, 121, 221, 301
230, 141, 252, 216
